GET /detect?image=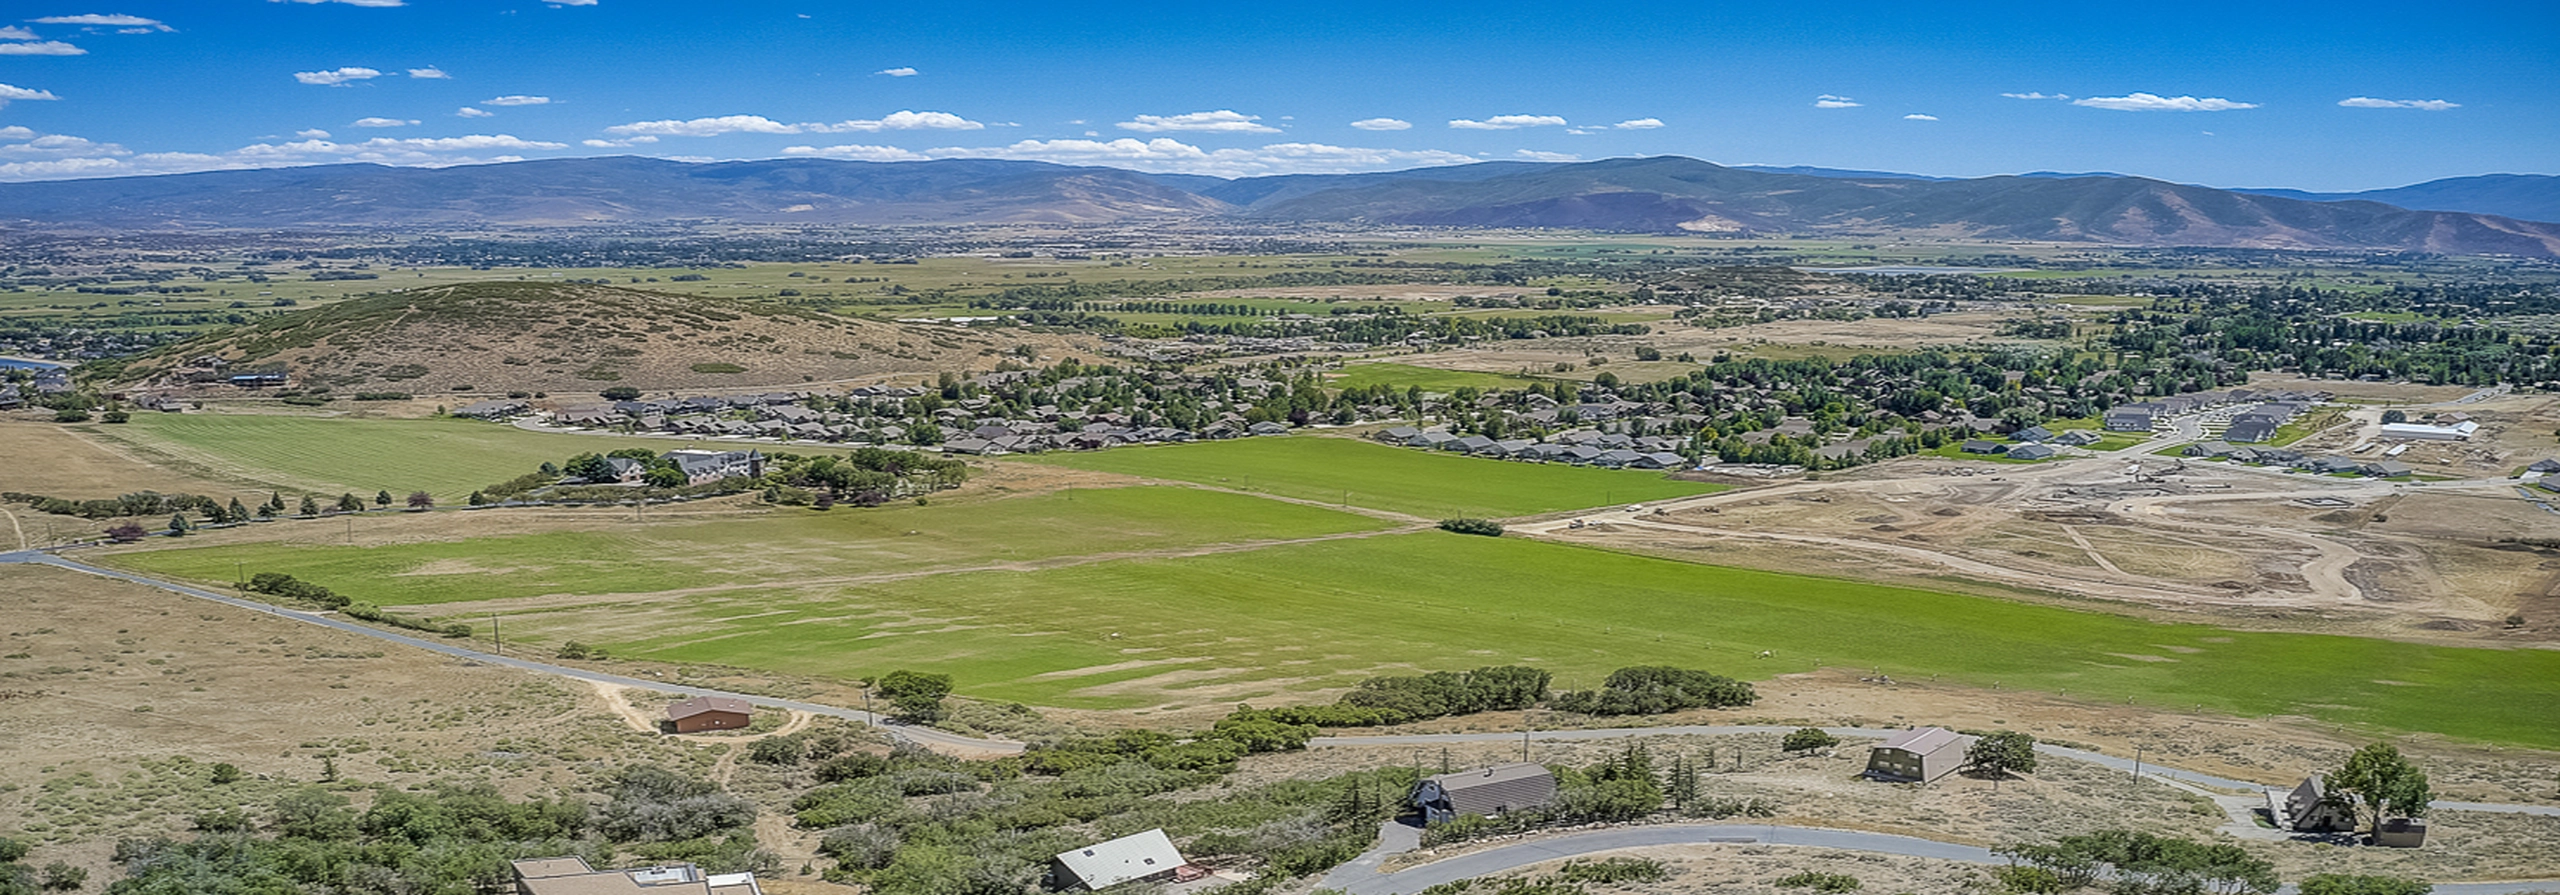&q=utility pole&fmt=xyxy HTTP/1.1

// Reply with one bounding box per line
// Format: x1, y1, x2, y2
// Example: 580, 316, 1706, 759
2133, 745, 2144, 781
492, 612, 502, 657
